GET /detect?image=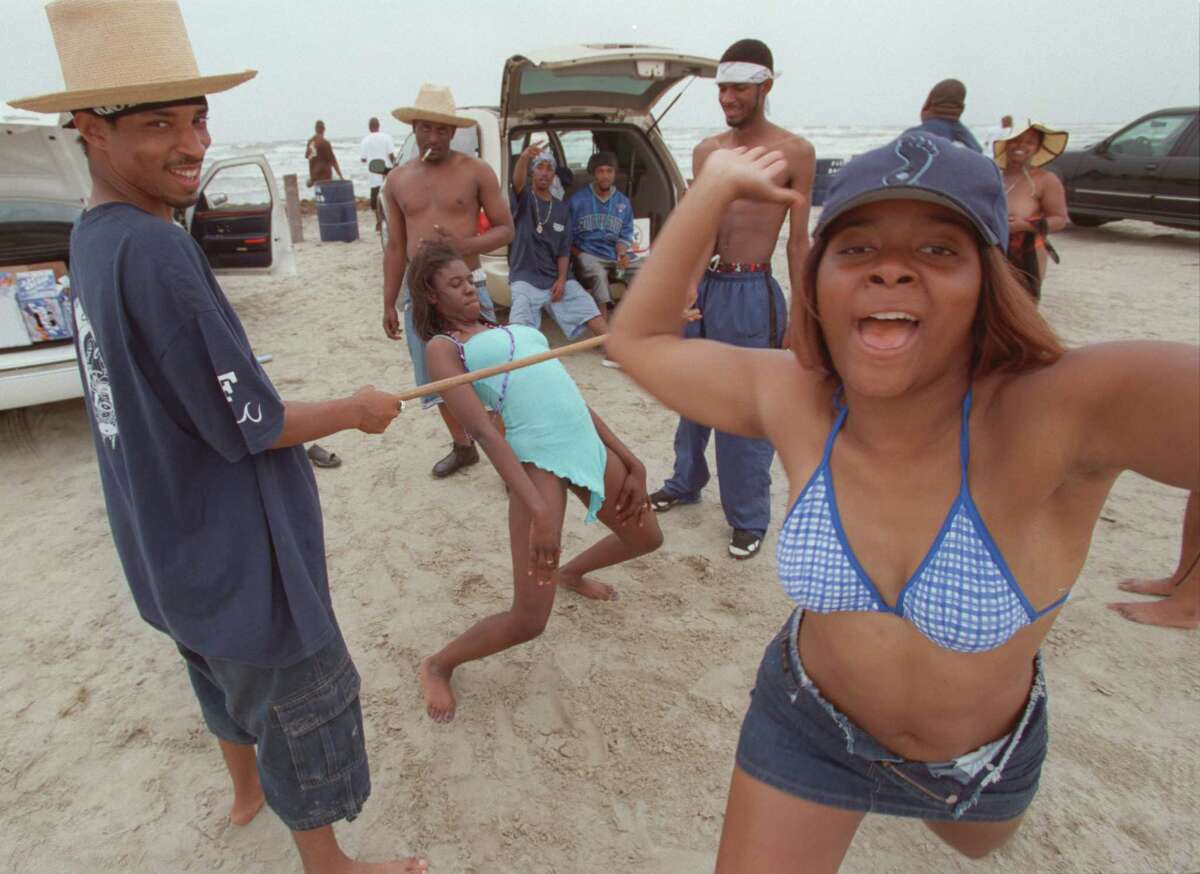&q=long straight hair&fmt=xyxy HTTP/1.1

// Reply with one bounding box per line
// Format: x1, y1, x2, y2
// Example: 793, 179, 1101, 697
788, 231, 1065, 378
